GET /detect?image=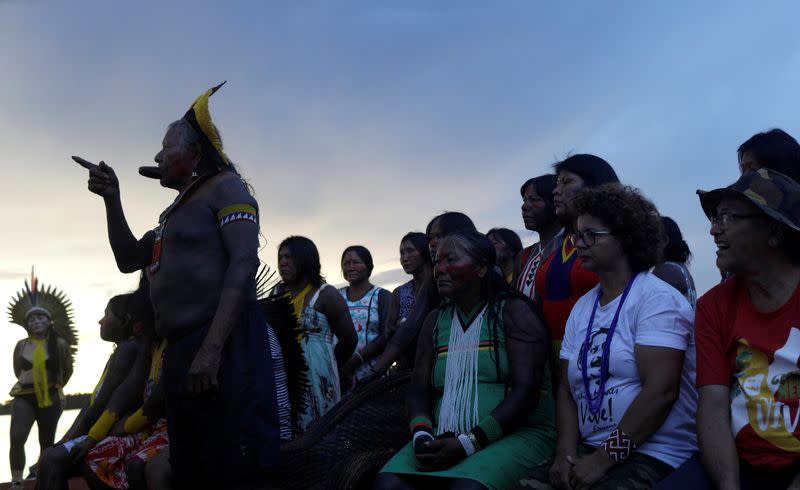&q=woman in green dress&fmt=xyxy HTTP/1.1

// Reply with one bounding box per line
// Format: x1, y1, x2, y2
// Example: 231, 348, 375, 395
377, 230, 556, 490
